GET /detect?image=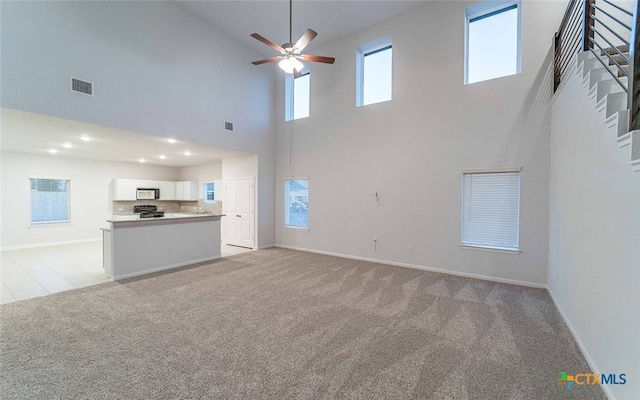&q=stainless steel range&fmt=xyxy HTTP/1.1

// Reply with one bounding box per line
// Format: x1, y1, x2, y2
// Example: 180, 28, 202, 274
133, 205, 164, 218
